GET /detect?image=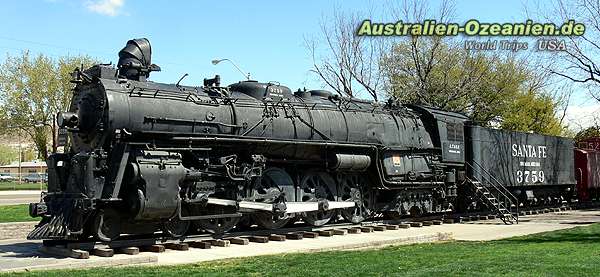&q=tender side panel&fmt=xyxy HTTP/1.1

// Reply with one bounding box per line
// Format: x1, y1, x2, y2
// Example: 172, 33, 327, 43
466, 126, 576, 187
